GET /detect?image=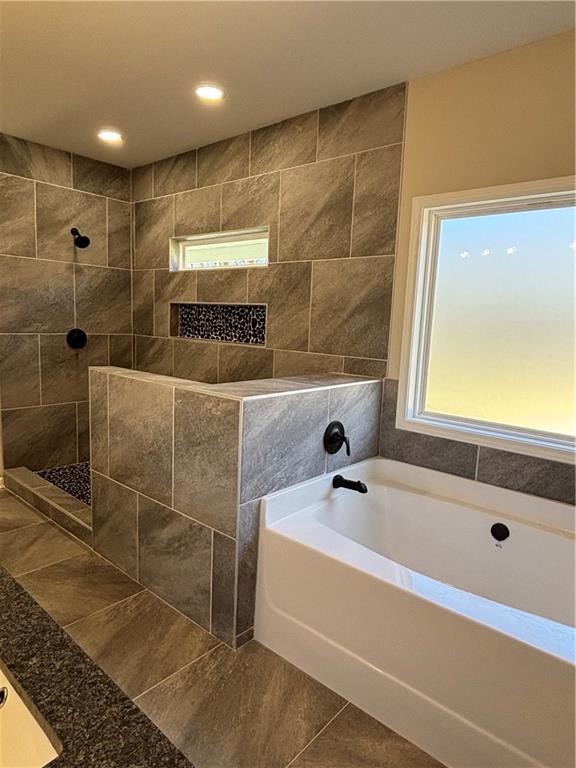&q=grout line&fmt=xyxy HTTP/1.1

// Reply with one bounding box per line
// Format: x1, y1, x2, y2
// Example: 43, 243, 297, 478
171, 388, 175, 508
0, 520, 47, 537
36, 334, 43, 406
348, 153, 357, 257
209, 529, 214, 633
248, 131, 252, 177
15, 550, 86, 579
63, 589, 147, 630
75, 402, 79, 463
133, 642, 222, 702
136, 493, 140, 582
284, 702, 350, 768
474, 446, 481, 481
33, 181, 38, 257
307, 262, 314, 352
315, 109, 320, 161
105, 198, 109, 266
